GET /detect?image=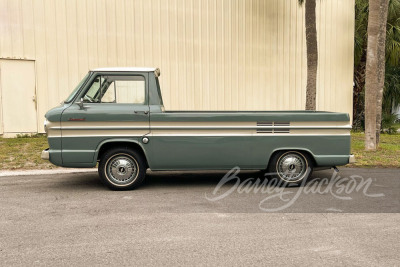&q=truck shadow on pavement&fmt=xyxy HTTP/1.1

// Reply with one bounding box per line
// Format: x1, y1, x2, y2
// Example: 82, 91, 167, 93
52, 169, 337, 191
42, 168, 399, 213
142, 169, 334, 189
